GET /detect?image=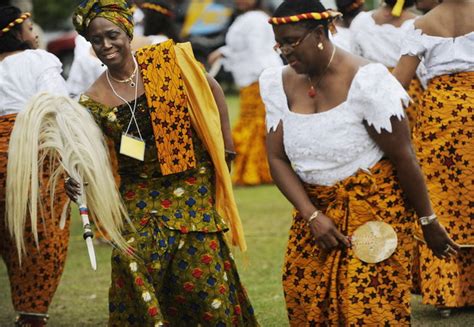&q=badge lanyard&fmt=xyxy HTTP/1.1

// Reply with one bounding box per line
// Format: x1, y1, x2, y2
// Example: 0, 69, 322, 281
106, 57, 145, 161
